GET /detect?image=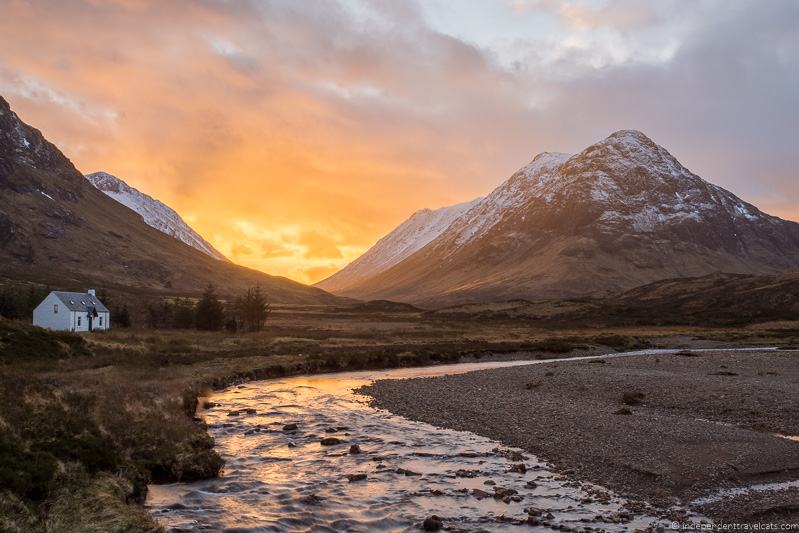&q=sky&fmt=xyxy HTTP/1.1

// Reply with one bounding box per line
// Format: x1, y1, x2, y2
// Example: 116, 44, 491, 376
1, 0, 797, 283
